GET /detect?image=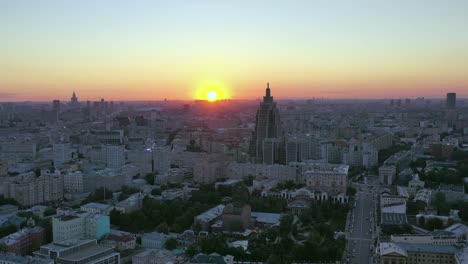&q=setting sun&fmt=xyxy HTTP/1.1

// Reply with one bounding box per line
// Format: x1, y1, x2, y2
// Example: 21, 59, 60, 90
194, 80, 230, 101
206, 91, 218, 102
